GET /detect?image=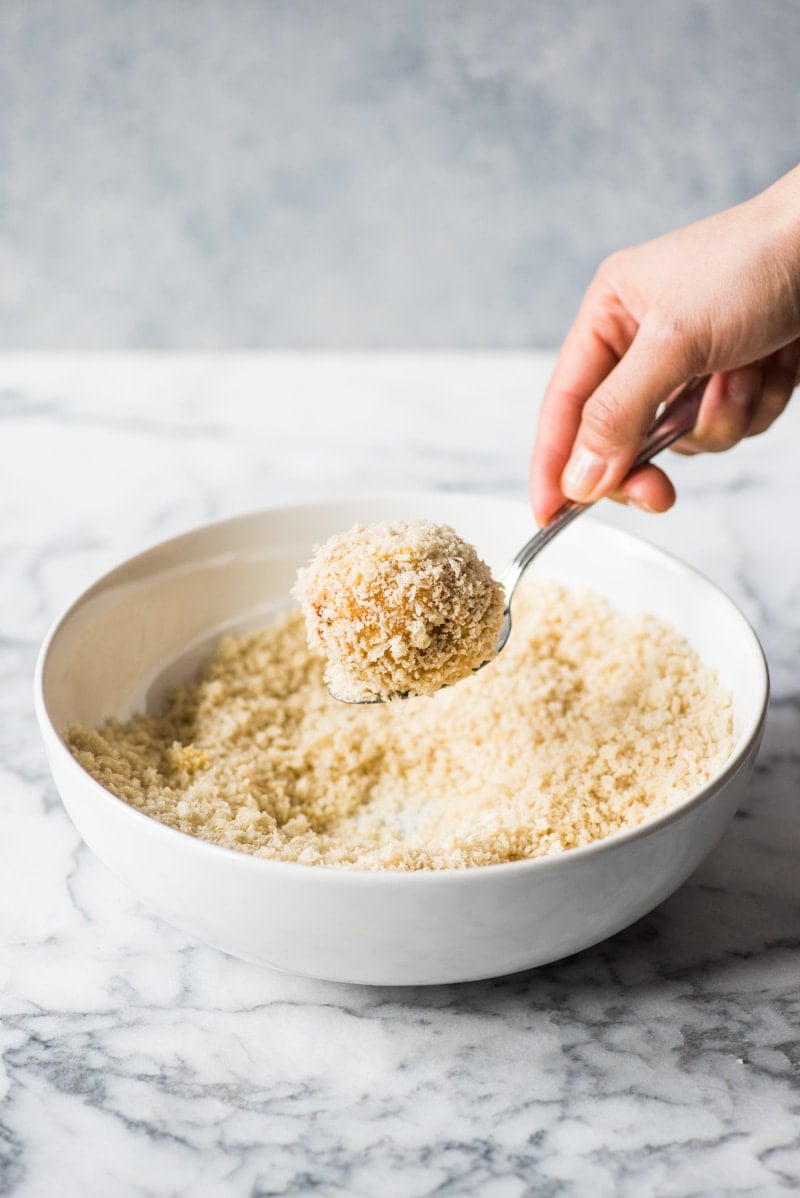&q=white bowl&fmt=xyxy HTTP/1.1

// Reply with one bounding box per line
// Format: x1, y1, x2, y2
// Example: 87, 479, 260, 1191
35, 494, 768, 985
